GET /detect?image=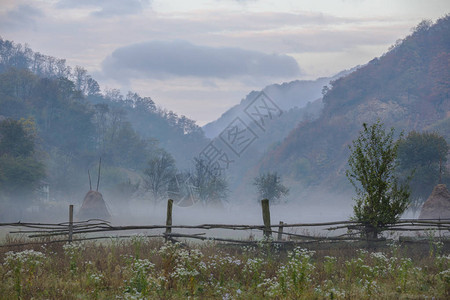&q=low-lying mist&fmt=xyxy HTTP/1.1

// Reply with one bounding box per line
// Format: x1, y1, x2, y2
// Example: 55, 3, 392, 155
1, 187, 421, 225
0, 191, 353, 232
109, 197, 355, 226
1, 189, 420, 241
